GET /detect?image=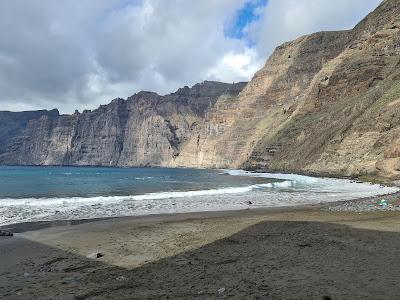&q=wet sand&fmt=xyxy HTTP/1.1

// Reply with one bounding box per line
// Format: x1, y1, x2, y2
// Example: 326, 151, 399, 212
1, 204, 400, 299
